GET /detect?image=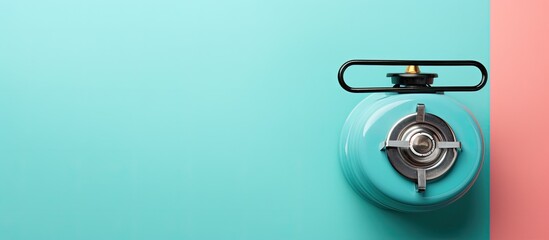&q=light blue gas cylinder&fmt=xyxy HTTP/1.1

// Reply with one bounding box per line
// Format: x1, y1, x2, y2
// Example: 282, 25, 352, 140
338, 60, 487, 212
